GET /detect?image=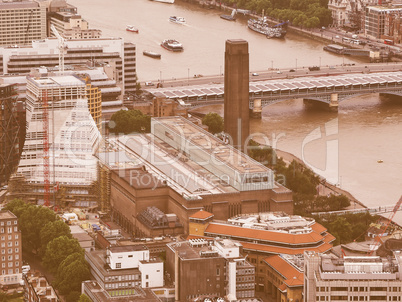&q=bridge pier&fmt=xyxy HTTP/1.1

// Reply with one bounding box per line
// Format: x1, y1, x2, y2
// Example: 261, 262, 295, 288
250, 98, 262, 119
329, 93, 339, 112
